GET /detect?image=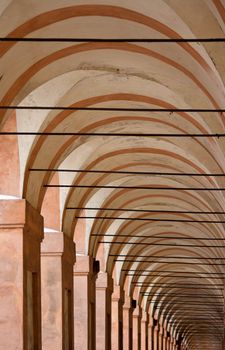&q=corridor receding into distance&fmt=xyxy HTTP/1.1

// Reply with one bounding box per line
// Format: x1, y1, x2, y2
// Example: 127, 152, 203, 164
0, 1, 225, 349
